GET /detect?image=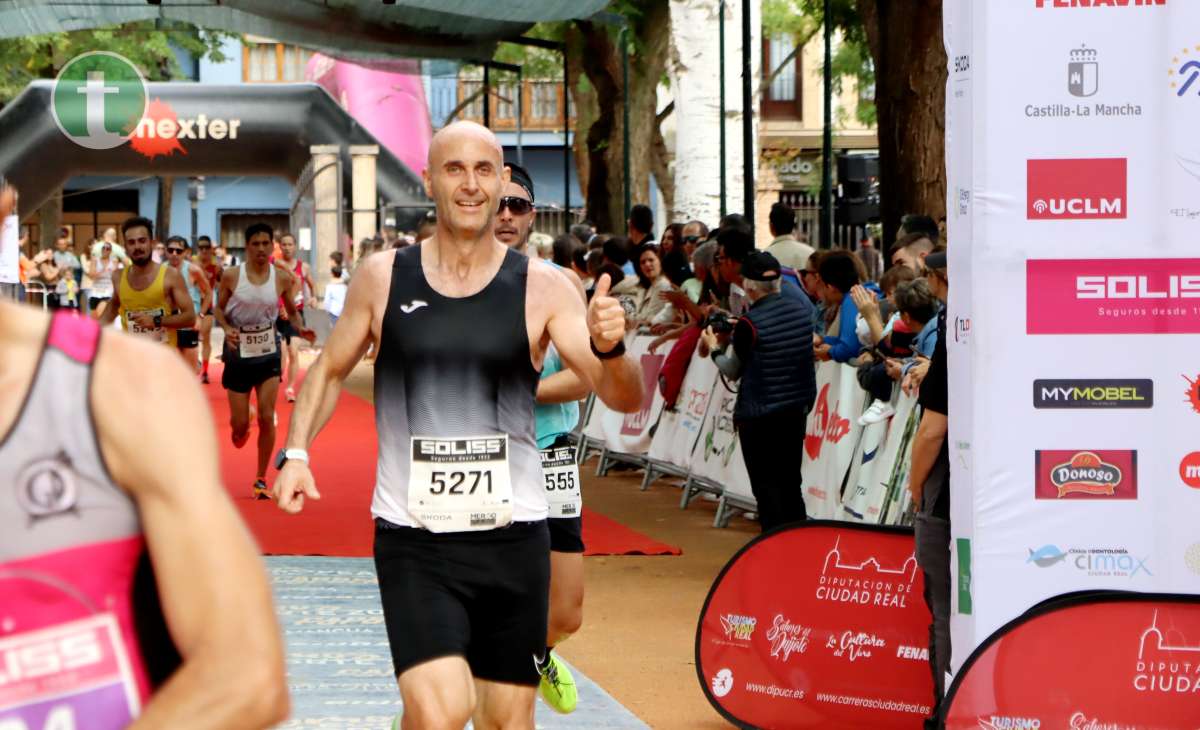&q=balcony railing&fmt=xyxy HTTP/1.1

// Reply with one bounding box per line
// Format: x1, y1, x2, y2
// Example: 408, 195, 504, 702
450, 79, 573, 131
